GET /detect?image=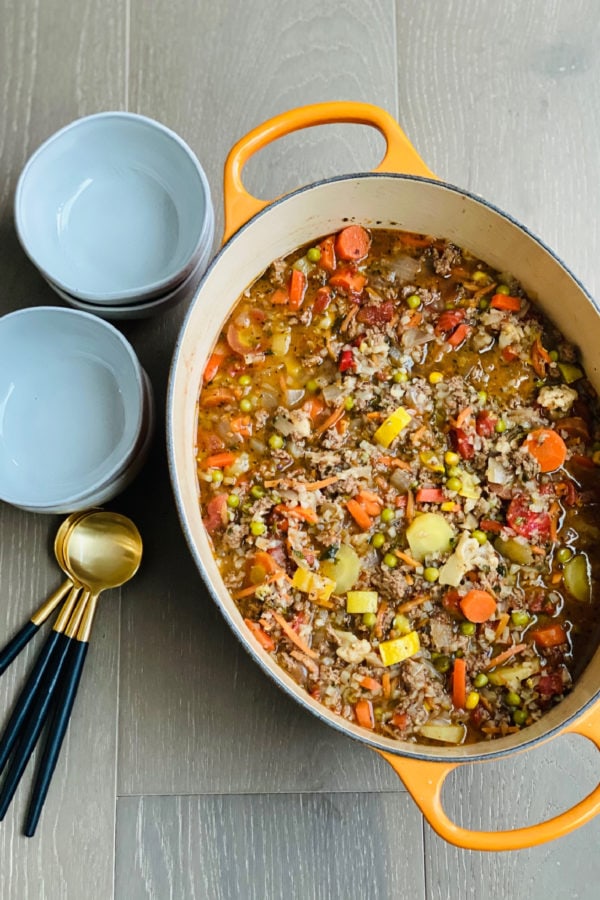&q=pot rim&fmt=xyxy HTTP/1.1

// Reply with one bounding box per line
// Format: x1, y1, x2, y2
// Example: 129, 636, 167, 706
168, 169, 600, 763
